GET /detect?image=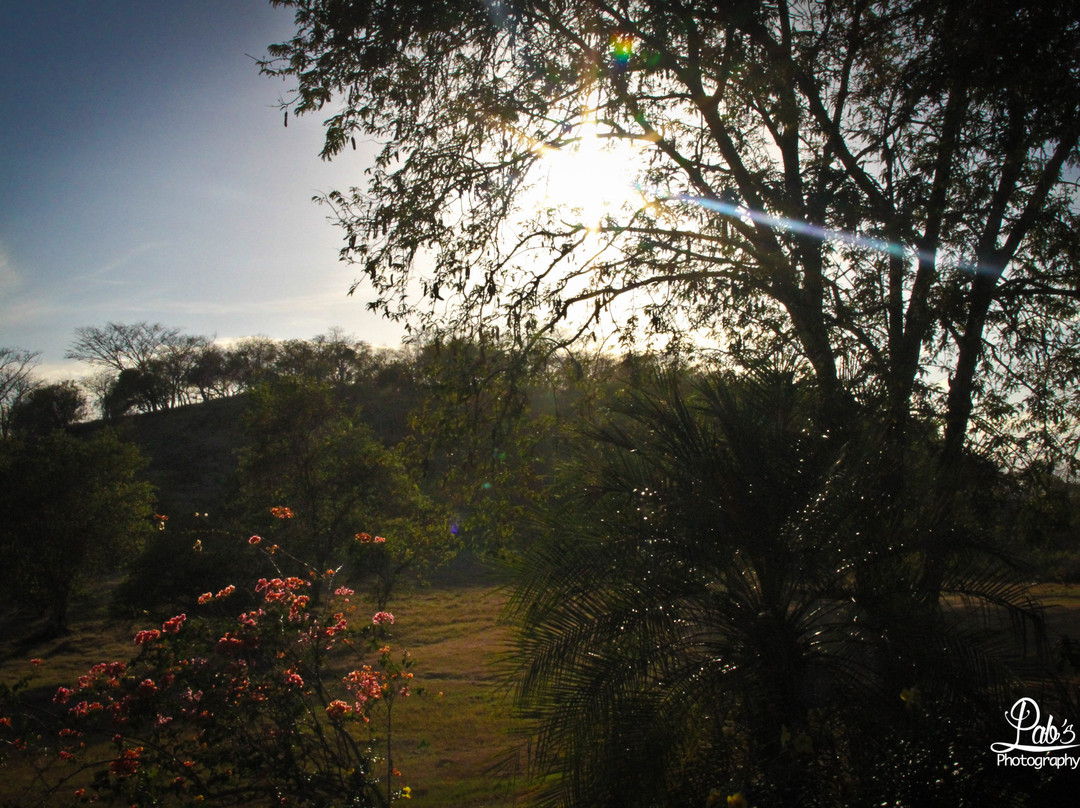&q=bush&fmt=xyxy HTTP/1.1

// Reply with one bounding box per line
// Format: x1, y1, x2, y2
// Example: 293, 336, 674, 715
4, 534, 417, 807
